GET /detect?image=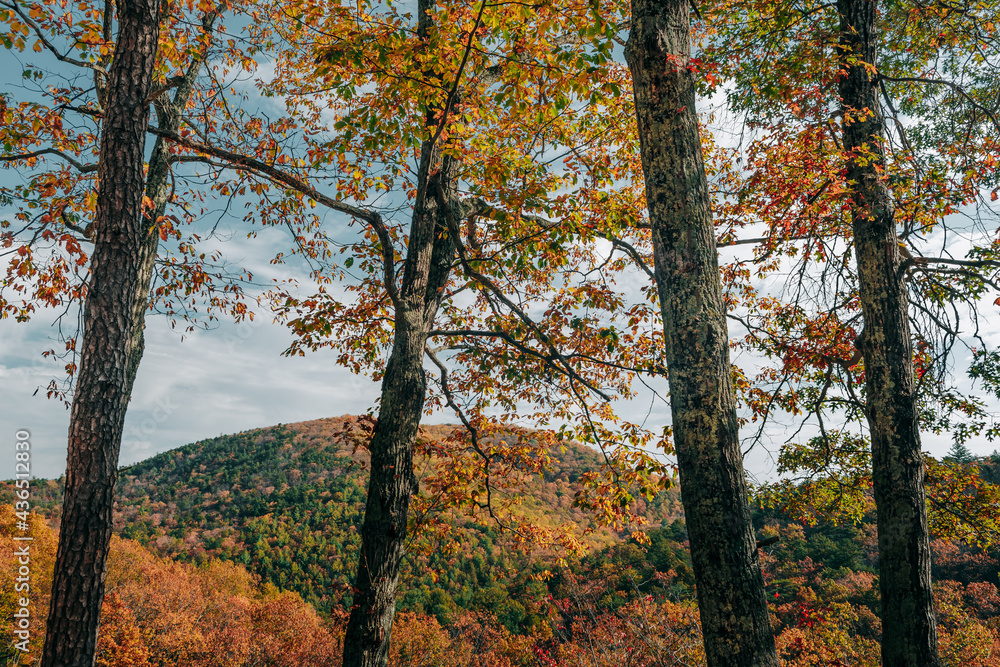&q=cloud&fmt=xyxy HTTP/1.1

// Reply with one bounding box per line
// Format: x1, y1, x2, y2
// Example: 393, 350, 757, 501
1, 312, 382, 478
